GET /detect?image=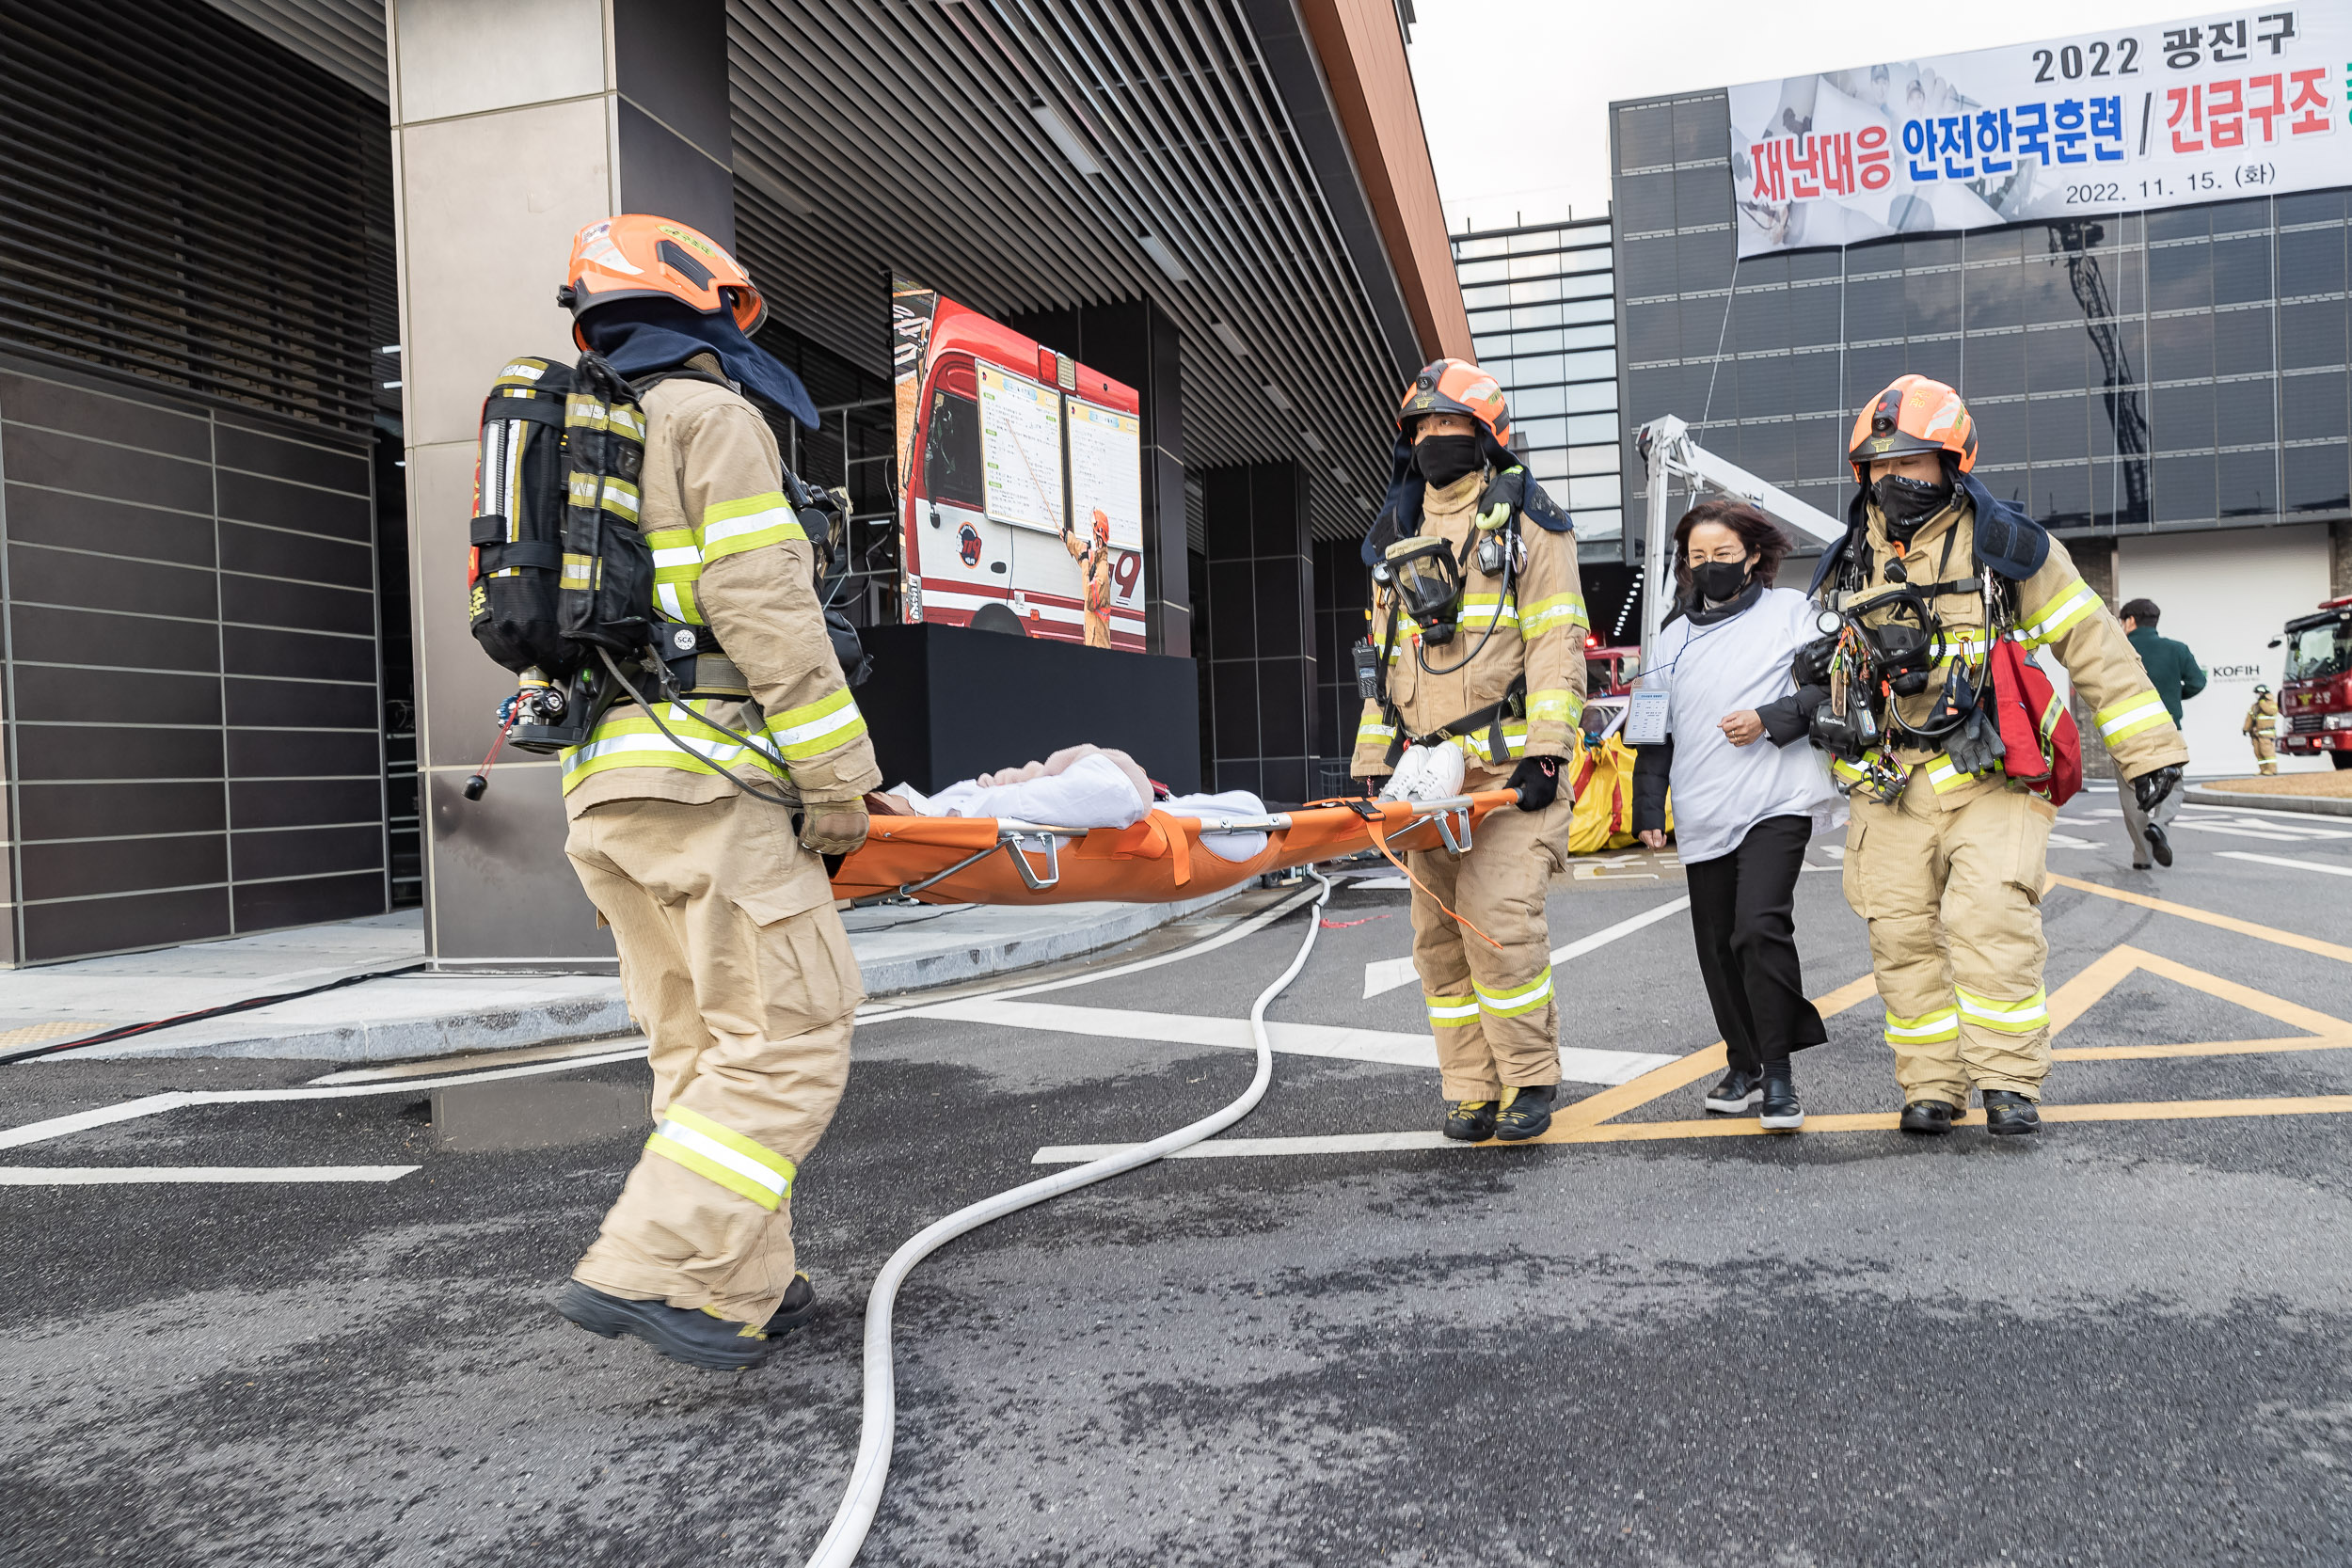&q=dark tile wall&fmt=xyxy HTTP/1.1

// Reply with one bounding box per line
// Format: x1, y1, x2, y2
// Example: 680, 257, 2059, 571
1197, 461, 1317, 804
0, 360, 387, 962
1313, 537, 1374, 798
